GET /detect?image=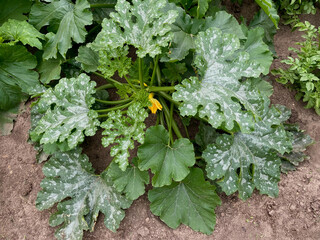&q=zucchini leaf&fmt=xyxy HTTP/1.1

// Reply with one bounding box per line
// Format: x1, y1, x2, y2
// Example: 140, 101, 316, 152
31, 74, 99, 149
0, 19, 45, 49
89, 0, 116, 23
29, 0, 93, 59
0, 0, 32, 25
203, 105, 293, 200
0, 45, 40, 96
101, 102, 148, 171
0, 104, 23, 136
91, 0, 178, 60
254, 0, 279, 28
76, 46, 99, 73
173, 28, 266, 133
138, 125, 195, 187
38, 56, 63, 84
280, 124, 314, 173
108, 158, 149, 200
149, 168, 221, 234
36, 148, 132, 240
